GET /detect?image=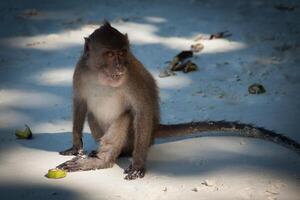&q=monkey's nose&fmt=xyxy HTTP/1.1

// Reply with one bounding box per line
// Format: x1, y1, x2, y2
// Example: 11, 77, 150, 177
116, 65, 125, 74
